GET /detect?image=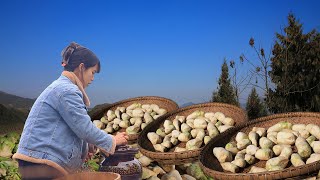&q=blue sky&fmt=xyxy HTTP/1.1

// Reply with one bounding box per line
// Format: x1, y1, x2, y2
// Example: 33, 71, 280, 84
0, 0, 319, 107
